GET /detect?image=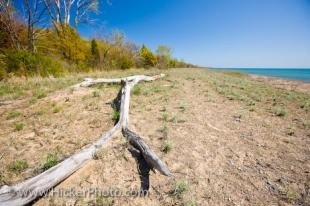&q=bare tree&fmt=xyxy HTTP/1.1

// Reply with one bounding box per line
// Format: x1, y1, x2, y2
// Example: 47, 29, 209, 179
43, 0, 98, 33
23, 0, 47, 52
0, 0, 23, 49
